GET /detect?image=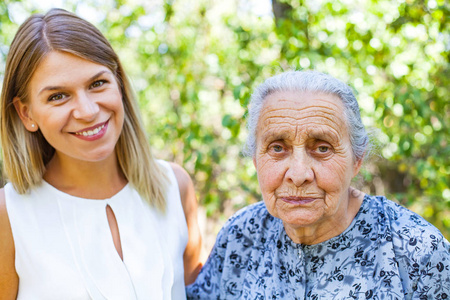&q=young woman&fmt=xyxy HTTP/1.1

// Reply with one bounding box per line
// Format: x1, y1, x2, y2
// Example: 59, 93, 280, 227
0, 8, 202, 299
